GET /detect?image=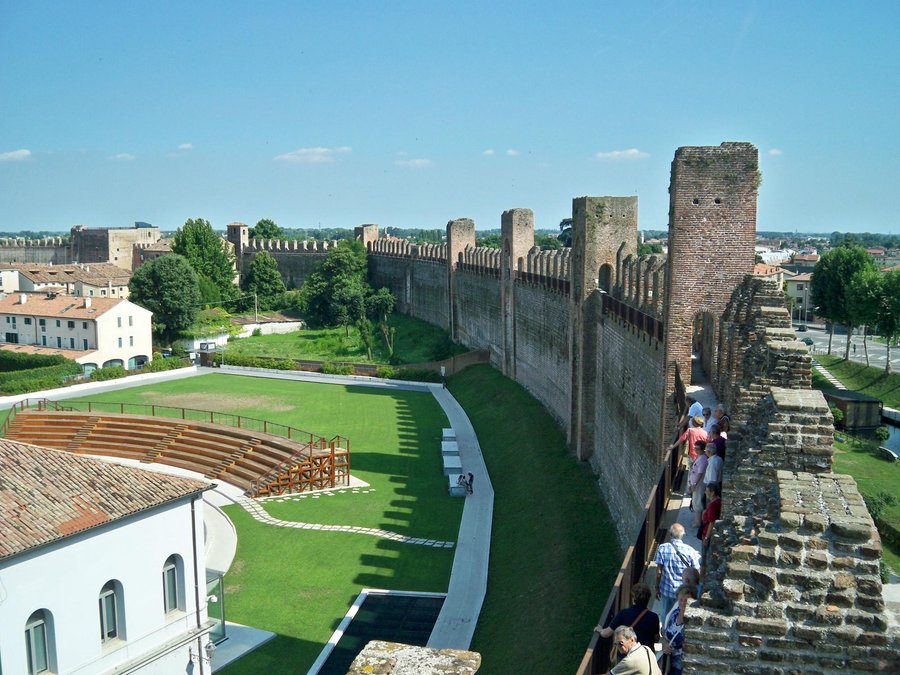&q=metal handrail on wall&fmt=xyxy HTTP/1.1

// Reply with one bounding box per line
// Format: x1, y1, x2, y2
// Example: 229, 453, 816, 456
575, 443, 684, 675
